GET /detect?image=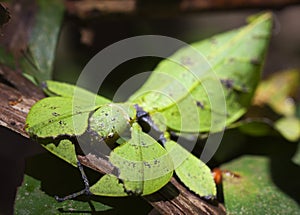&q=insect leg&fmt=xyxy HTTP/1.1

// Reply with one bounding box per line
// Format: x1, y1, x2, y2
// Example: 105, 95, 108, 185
77, 160, 92, 195
157, 134, 167, 146
55, 160, 92, 202
135, 105, 167, 145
